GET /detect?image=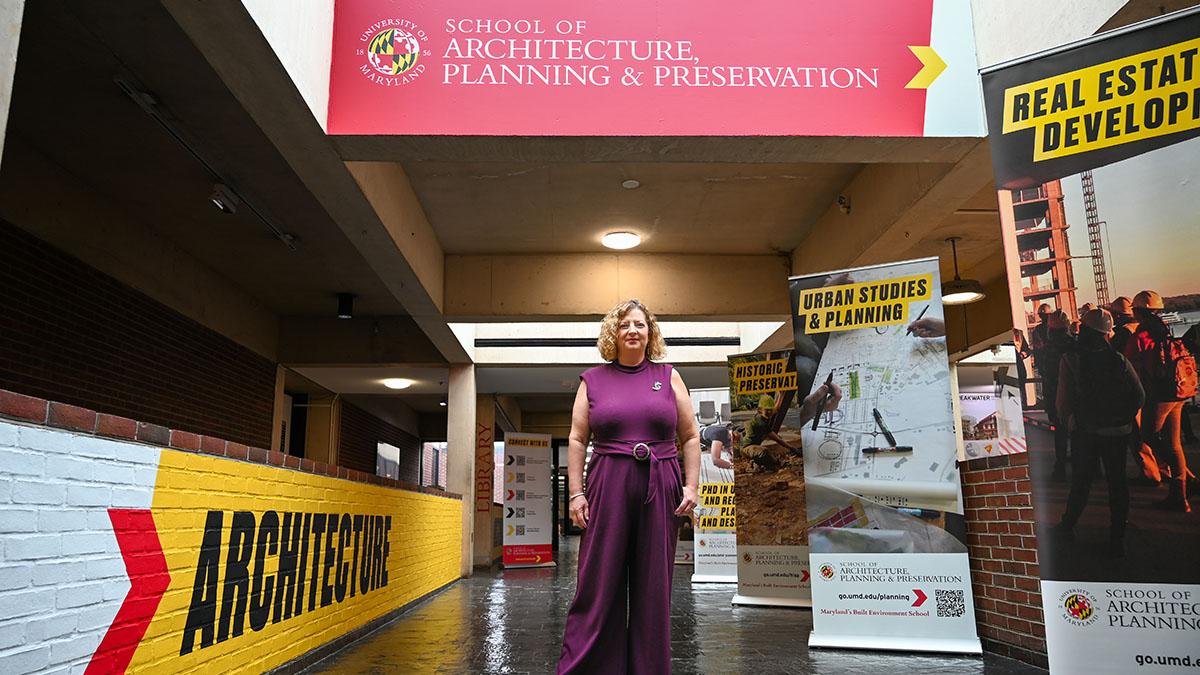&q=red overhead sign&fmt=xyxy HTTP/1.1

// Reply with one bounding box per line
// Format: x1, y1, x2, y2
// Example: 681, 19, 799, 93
328, 0, 984, 137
